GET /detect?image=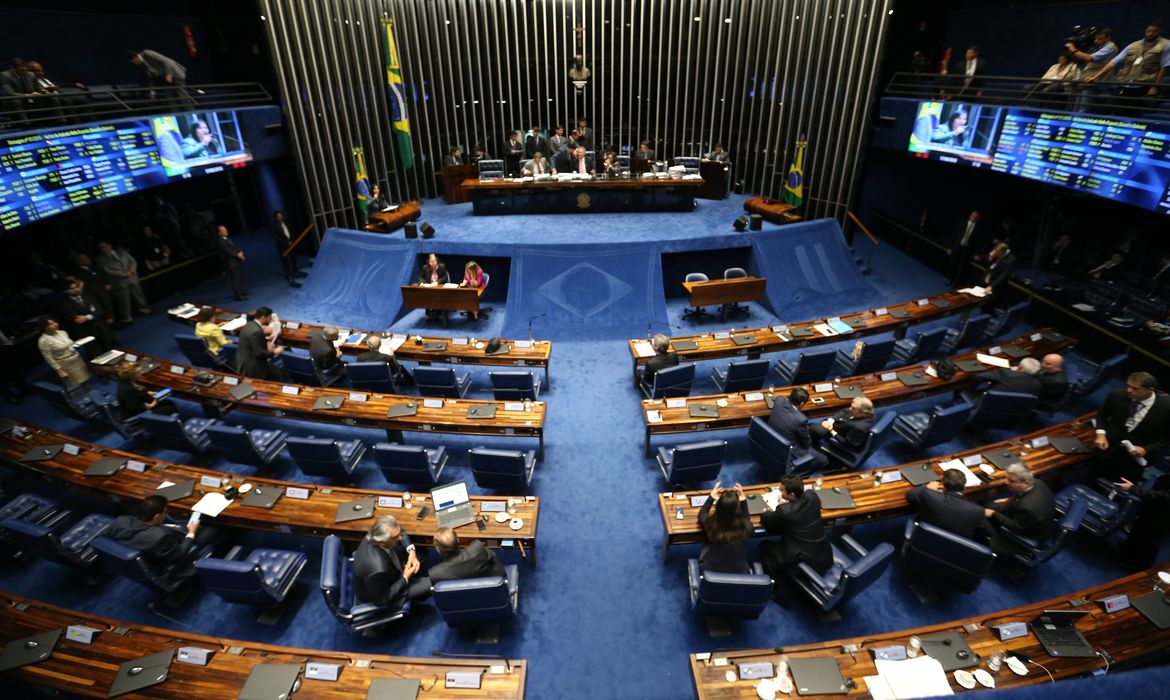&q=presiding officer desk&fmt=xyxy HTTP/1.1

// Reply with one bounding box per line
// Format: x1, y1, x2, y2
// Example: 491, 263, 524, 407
92, 351, 547, 458
689, 563, 1170, 699
461, 175, 703, 215
0, 420, 540, 561
169, 303, 553, 384
0, 592, 528, 698
657, 414, 1095, 558
628, 290, 983, 384
640, 329, 1075, 454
